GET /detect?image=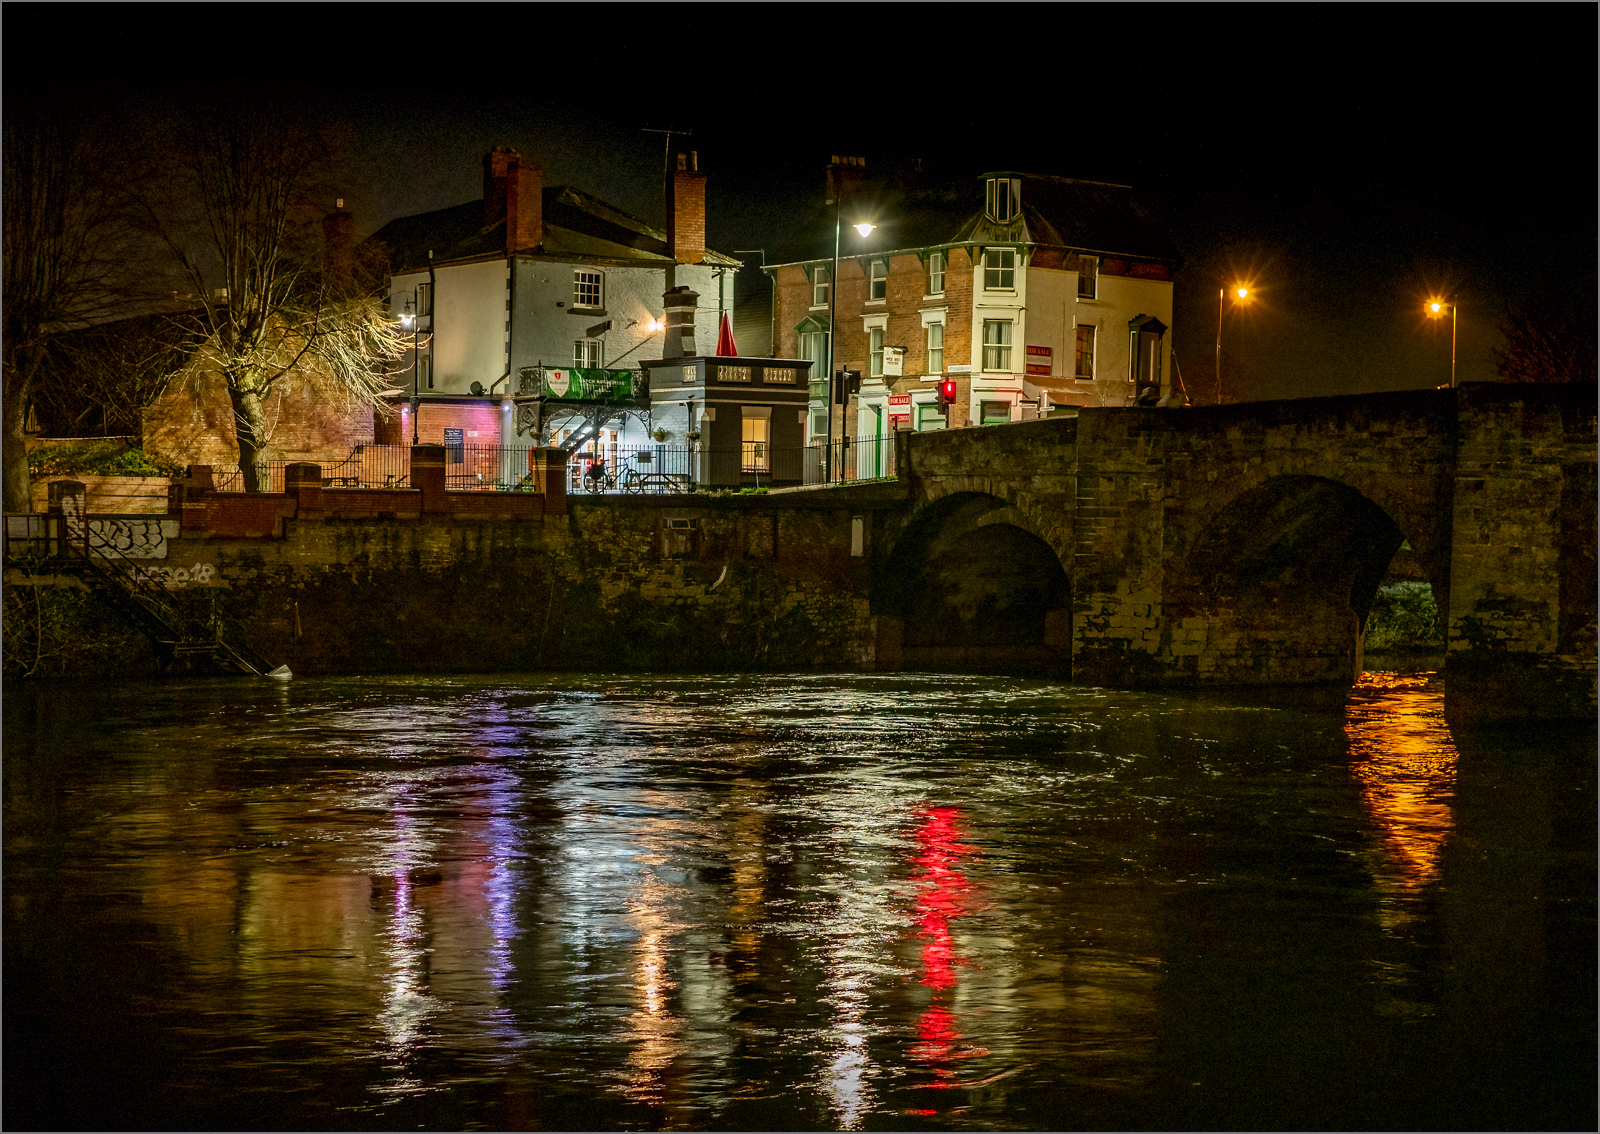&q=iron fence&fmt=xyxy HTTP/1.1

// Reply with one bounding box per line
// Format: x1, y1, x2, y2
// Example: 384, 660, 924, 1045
199, 436, 903, 496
